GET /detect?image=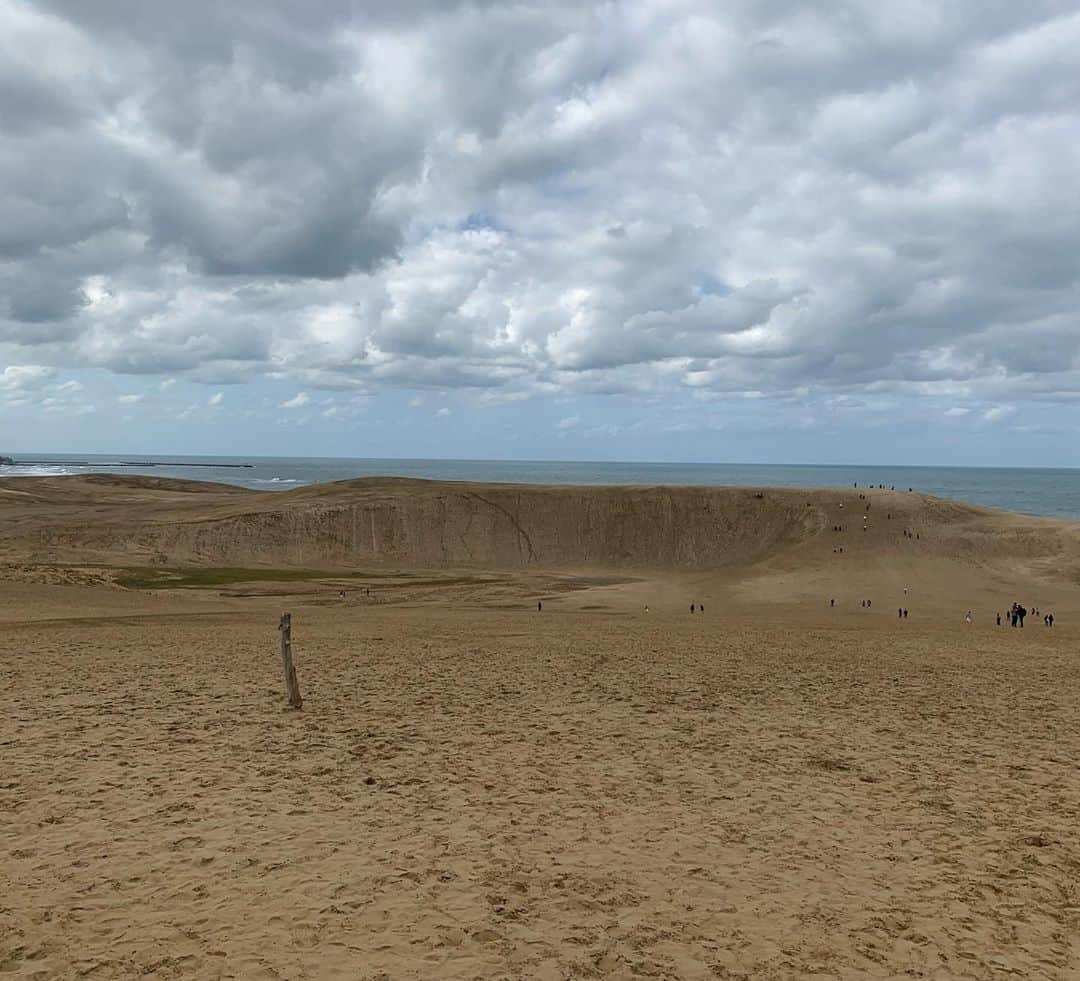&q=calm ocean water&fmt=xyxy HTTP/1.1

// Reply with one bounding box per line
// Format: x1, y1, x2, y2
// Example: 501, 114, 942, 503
2, 454, 1079, 519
